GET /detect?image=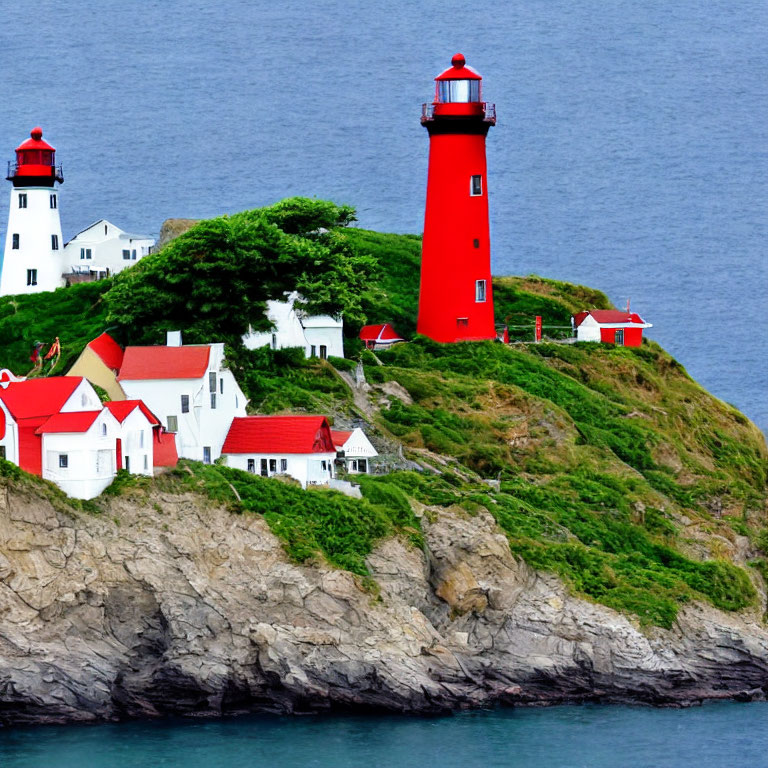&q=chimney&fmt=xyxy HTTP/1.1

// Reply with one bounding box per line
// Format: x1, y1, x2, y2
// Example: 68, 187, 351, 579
166, 330, 182, 347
